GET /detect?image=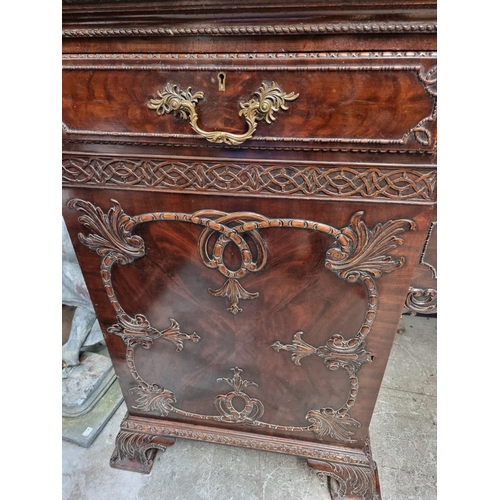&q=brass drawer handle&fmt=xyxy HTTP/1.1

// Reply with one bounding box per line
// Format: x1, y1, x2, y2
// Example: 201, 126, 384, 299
147, 81, 299, 146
